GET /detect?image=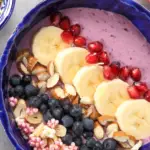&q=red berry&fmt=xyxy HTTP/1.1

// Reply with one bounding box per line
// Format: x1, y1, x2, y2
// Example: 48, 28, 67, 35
134, 82, 148, 95
61, 31, 73, 44
86, 53, 99, 64
74, 36, 86, 47
119, 66, 130, 81
88, 41, 103, 53
110, 61, 120, 77
98, 51, 110, 65
127, 86, 140, 99
130, 68, 141, 82
103, 65, 115, 80
50, 12, 62, 25
70, 24, 81, 36
59, 16, 71, 30
144, 90, 150, 102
